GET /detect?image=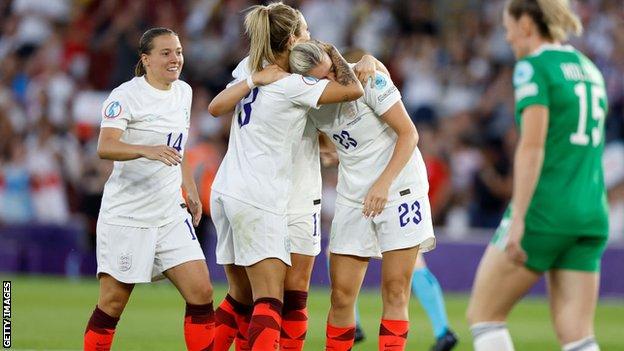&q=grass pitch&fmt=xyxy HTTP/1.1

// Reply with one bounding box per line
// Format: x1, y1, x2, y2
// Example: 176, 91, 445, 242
5, 275, 624, 350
